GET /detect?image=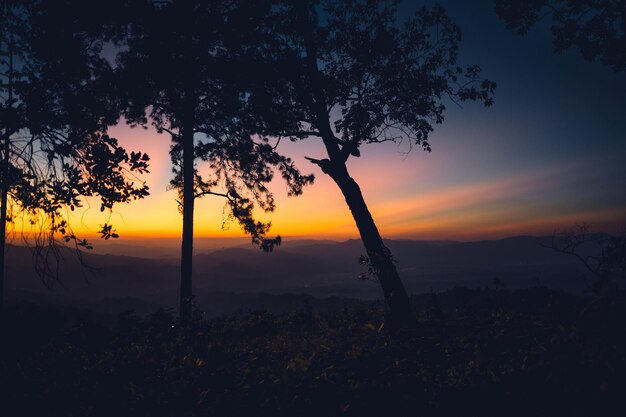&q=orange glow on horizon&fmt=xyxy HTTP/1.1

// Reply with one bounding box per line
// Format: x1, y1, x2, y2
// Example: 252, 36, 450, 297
8, 160, 623, 243
8, 123, 623, 244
